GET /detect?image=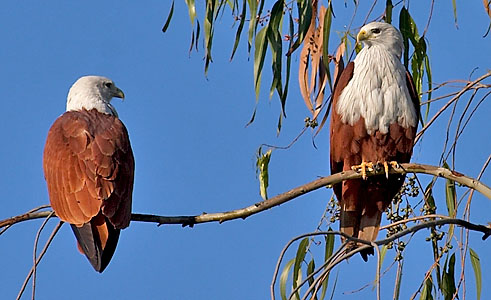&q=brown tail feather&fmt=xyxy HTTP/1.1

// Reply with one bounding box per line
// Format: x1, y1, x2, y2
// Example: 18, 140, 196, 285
339, 210, 360, 241
71, 214, 120, 273
358, 211, 382, 242
357, 211, 382, 261
340, 208, 383, 261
